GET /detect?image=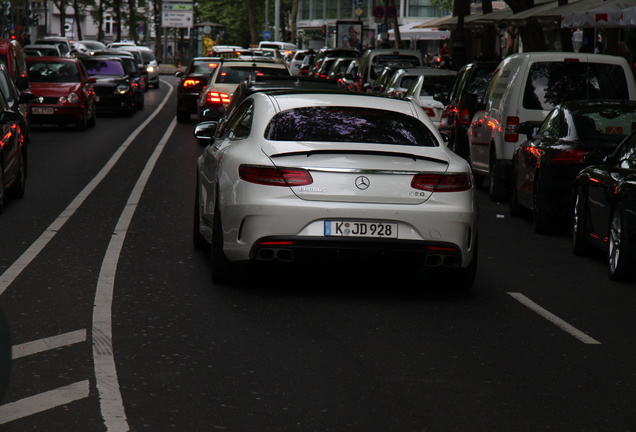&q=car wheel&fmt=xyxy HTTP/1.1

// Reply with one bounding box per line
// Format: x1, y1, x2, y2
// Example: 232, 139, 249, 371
488, 158, 508, 202
210, 200, 233, 284
532, 176, 553, 234
608, 204, 633, 281
137, 95, 145, 110
192, 184, 208, 250
508, 169, 524, 217
75, 110, 88, 131
88, 108, 96, 128
572, 189, 591, 256
153, 80, 160, 89
8, 149, 25, 199
430, 240, 478, 293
